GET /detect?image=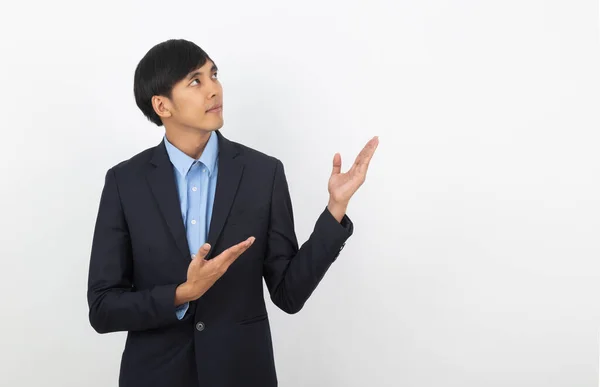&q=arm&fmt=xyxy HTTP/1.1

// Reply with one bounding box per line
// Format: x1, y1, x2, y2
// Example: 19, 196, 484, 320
87, 168, 184, 333
262, 159, 353, 315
